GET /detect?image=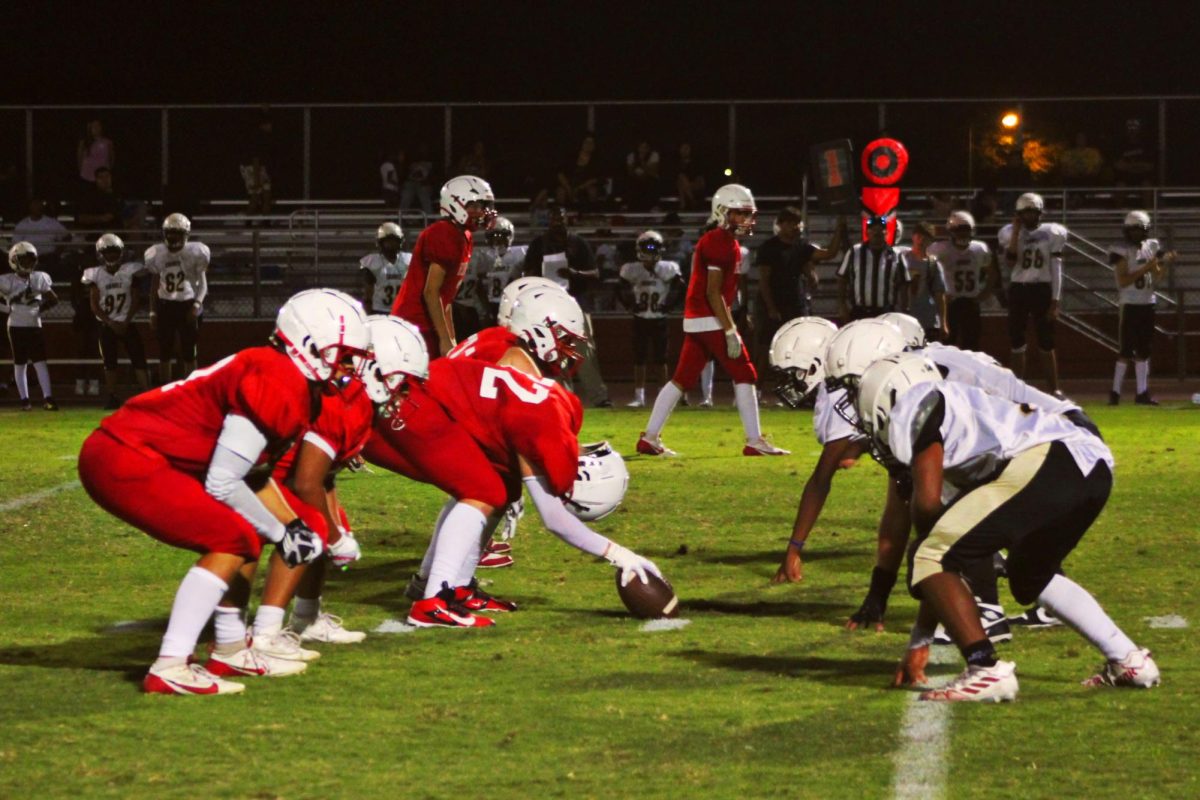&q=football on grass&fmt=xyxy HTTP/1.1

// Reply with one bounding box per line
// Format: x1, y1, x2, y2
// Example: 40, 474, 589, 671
615, 570, 678, 619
